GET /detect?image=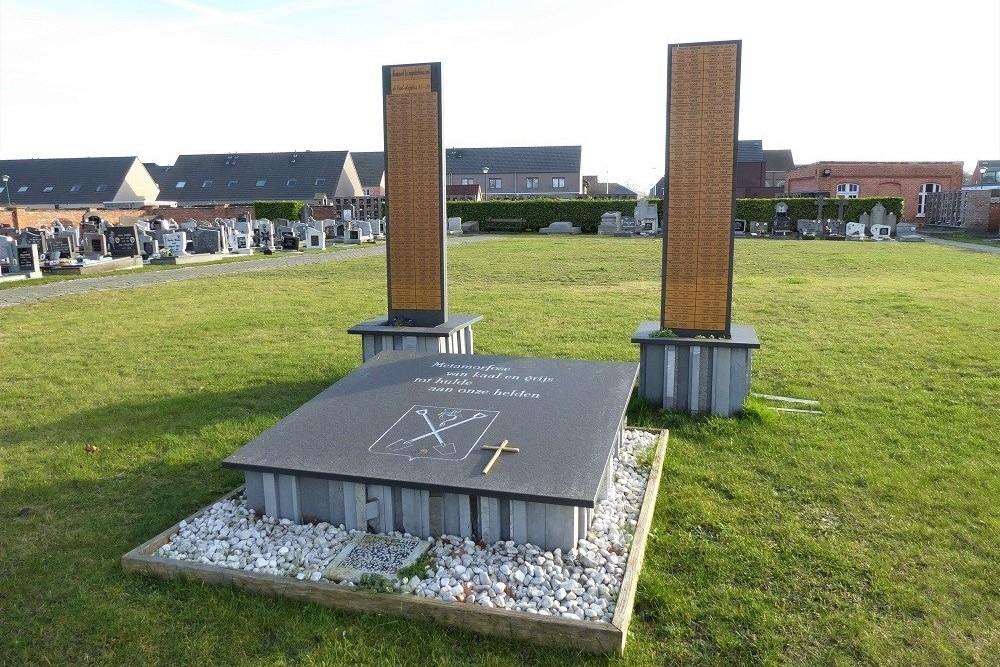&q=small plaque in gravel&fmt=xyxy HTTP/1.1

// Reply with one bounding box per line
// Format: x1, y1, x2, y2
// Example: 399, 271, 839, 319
325, 533, 430, 583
